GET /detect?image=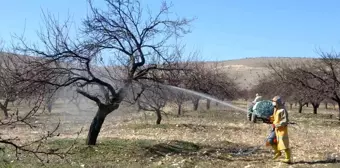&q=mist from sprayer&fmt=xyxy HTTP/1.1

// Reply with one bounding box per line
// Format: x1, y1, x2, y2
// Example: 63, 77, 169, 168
44, 85, 131, 135
47, 83, 249, 133
53, 83, 249, 116
165, 85, 249, 113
